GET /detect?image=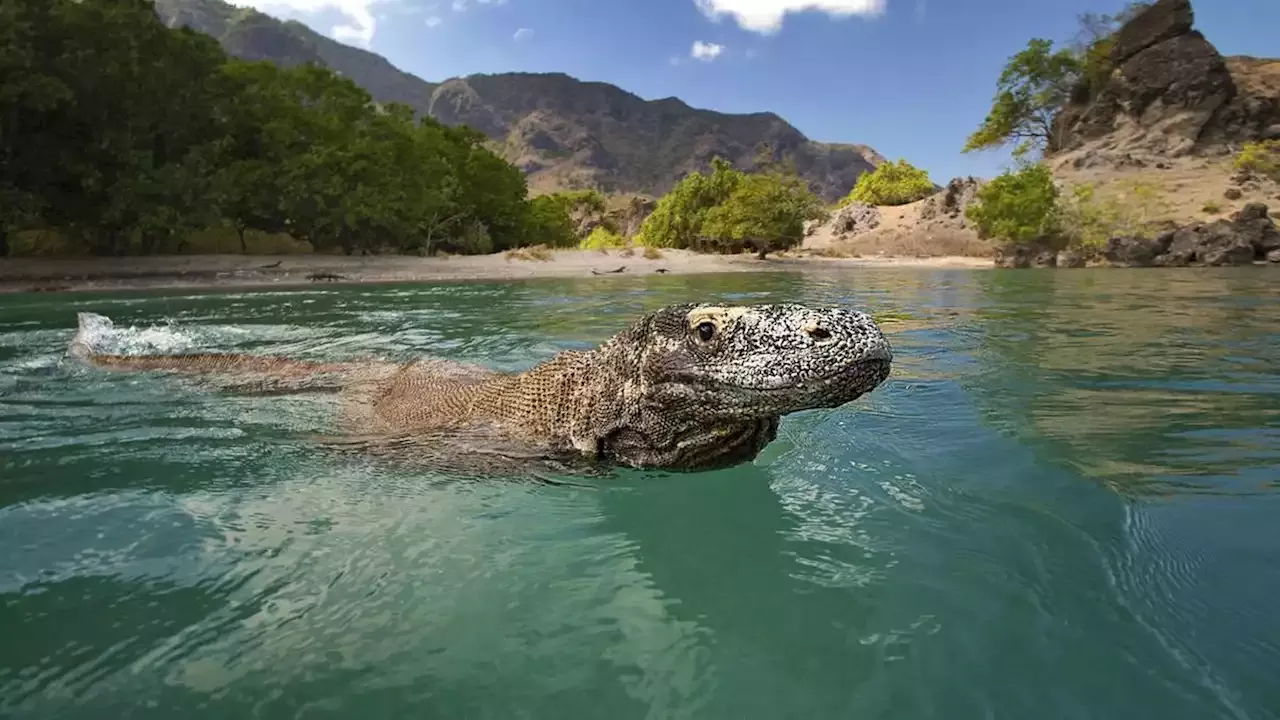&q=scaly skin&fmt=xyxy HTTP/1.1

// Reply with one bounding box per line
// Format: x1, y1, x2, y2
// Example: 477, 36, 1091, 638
68, 303, 893, 473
